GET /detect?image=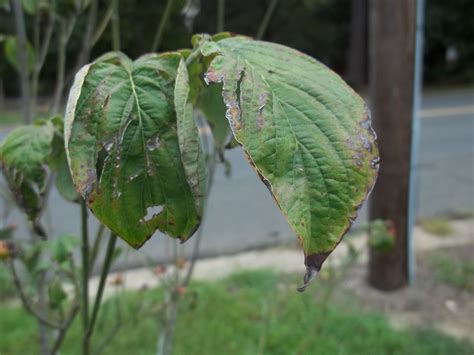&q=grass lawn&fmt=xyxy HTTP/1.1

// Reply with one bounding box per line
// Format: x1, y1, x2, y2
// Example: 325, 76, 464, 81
0, 111, 21, 127
0, 270, 472, 355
